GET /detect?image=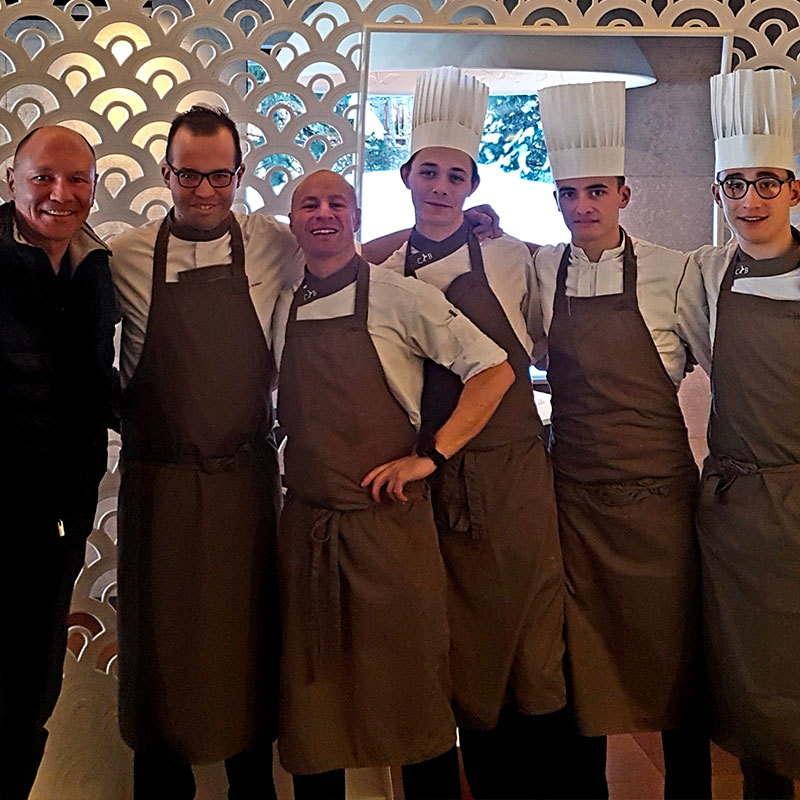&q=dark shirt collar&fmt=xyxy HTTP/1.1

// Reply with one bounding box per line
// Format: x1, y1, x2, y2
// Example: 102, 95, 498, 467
737, 227, 800, 275
298, 254, 360, 306
407, 219, 470, 270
